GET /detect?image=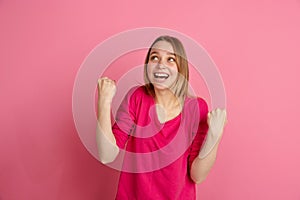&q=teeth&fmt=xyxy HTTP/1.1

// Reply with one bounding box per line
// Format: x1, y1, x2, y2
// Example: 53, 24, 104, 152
154, 72, 169, 79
